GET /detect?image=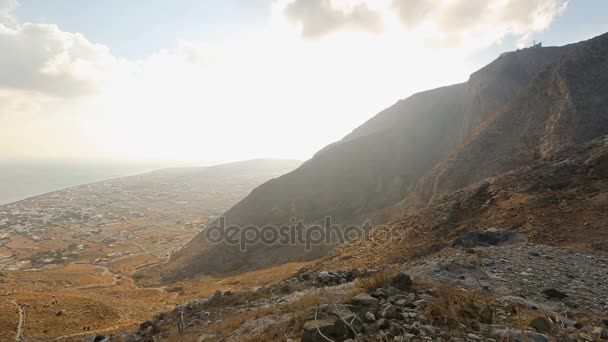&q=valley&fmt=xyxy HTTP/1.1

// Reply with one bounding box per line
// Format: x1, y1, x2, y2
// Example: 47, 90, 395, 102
0, 160, 301, 341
